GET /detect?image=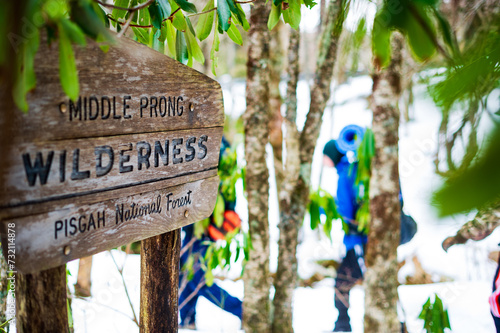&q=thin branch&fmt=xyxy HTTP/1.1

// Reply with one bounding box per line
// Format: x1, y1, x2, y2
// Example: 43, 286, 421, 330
69, 294, 138, 324
107, 7, 181, 29
117, 10, 135, 38
95, 0, 155, 12
187, 7, 217, 17
235, 0, 256, 3
109, 251, 139, 327
178, 278, 206, 311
